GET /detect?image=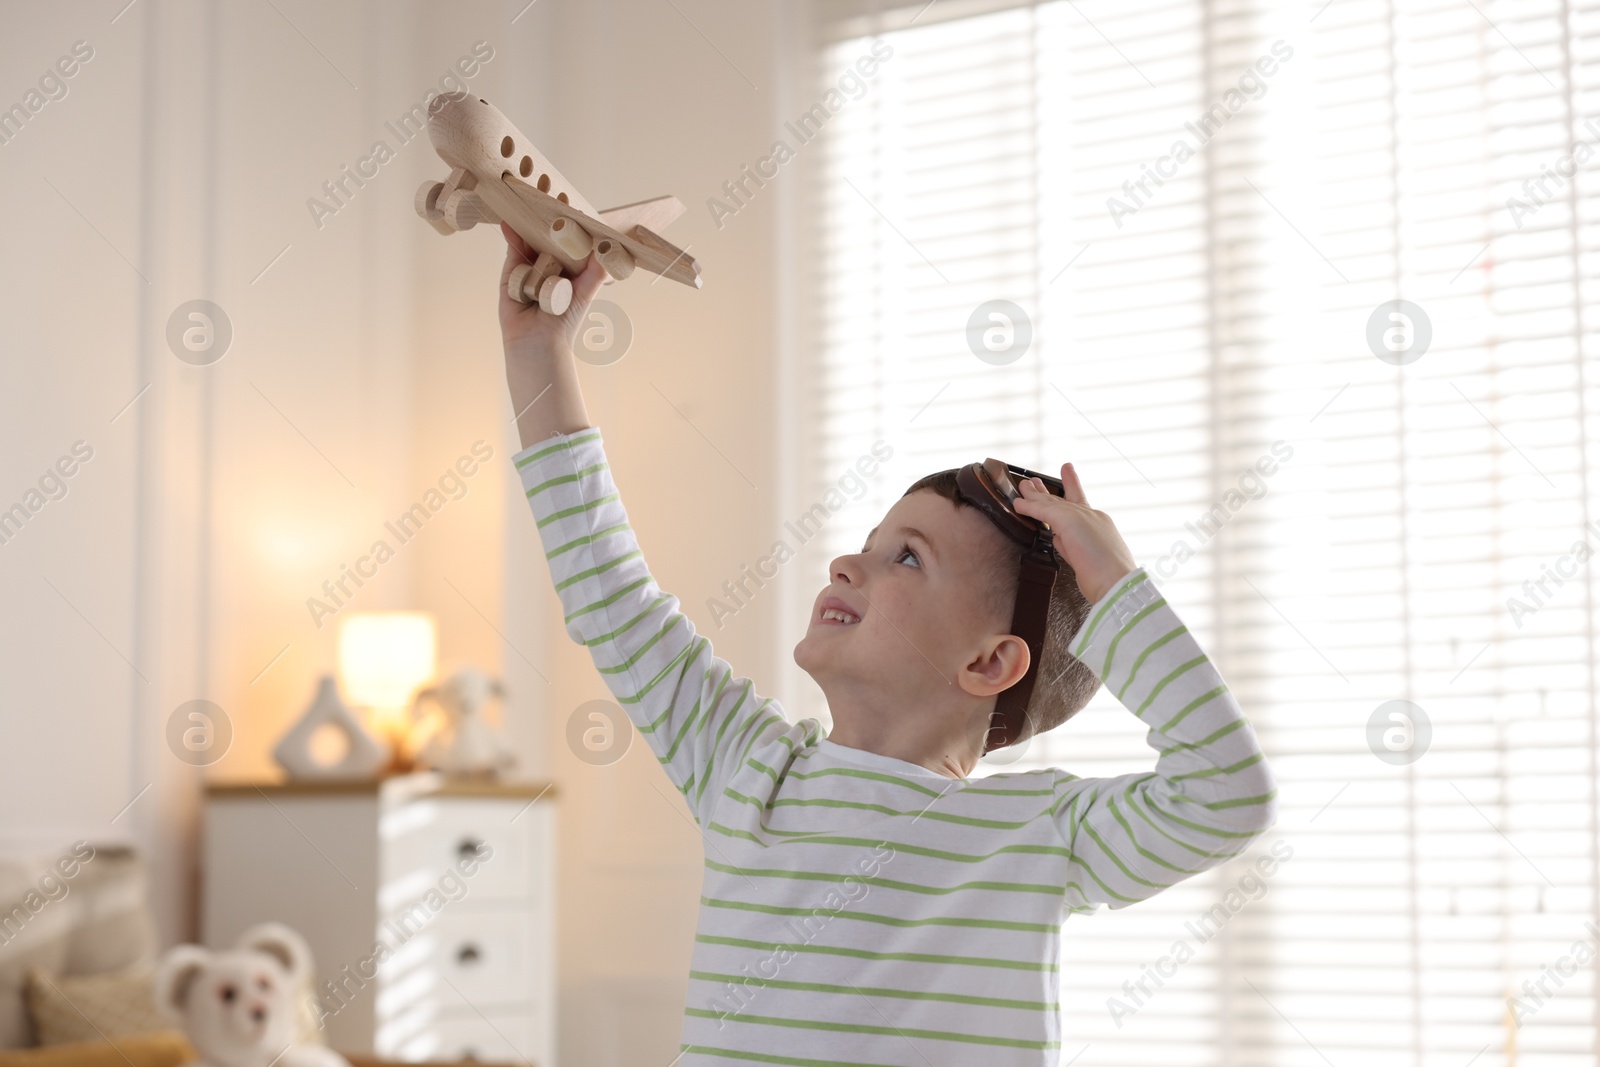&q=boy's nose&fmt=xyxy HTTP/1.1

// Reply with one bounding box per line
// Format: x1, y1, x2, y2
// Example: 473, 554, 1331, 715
830, 555, 862, 584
